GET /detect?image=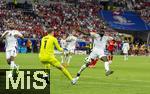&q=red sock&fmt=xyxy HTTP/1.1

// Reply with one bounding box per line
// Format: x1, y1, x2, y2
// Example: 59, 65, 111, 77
110, 56, 113, 61
89, 59, 98, 67
92, 59, 98, 66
